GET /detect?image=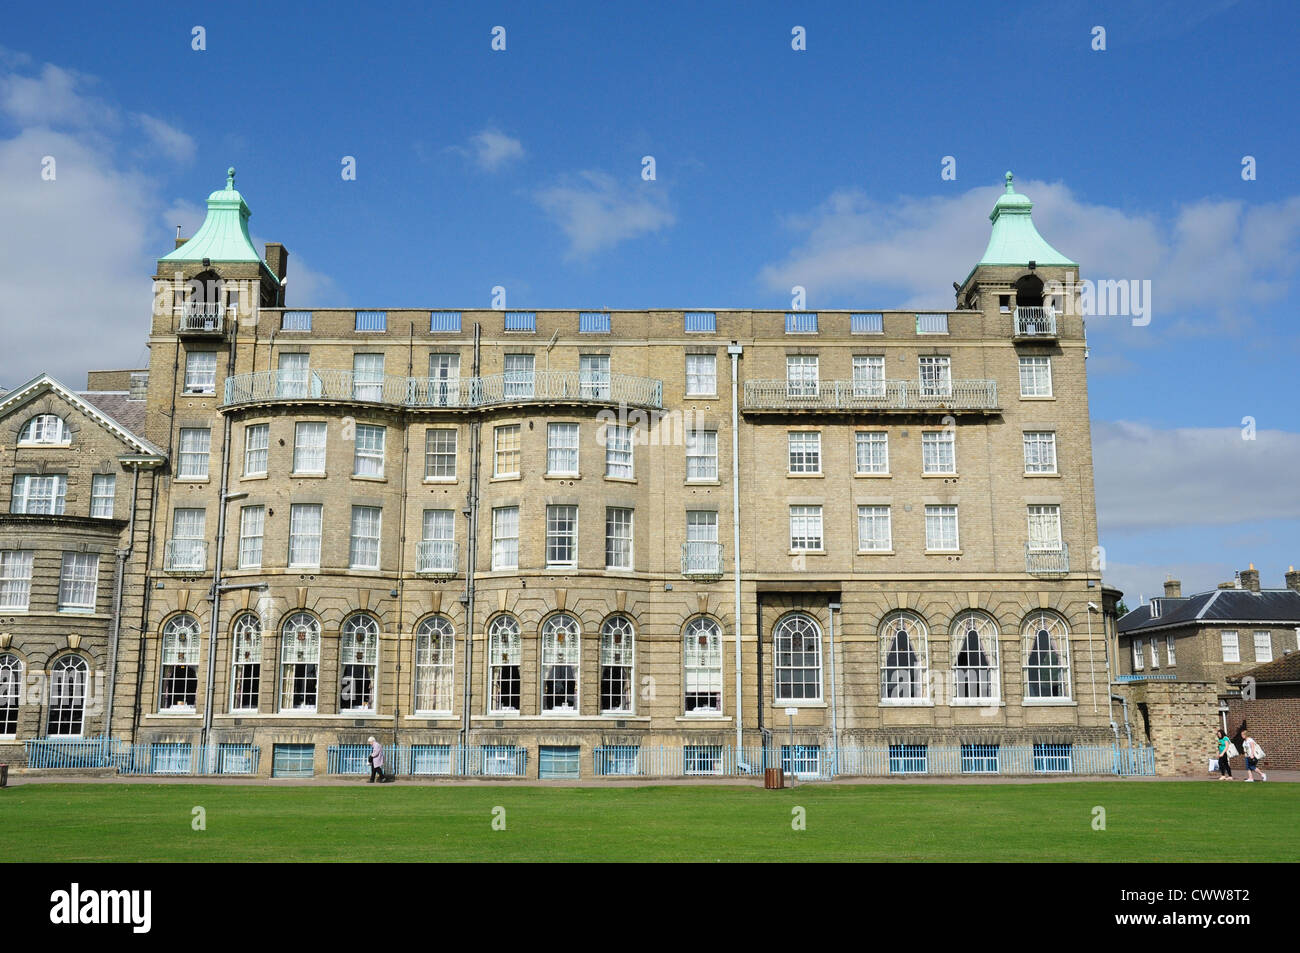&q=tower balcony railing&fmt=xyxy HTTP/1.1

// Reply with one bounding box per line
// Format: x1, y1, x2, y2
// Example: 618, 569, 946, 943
1025, 542, 1069, 577
742, 378, 999, 414
164, 539, 208, 573
1014, 307, 1058, 339
177, 302, 233, 335
223, 369, 663, 411
416, 540, 458, 576
681, 541, 724, 578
